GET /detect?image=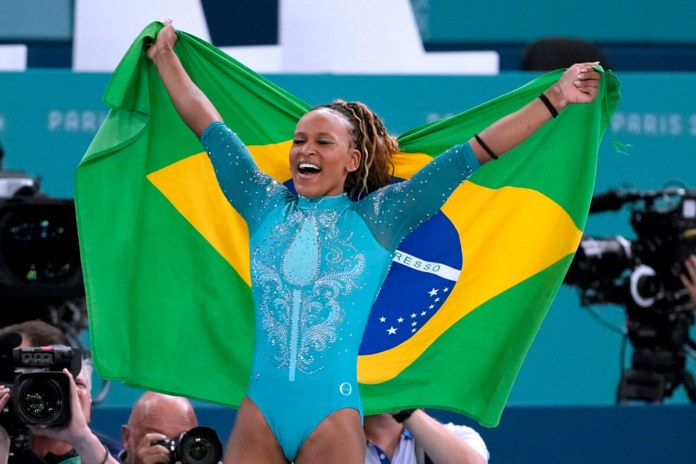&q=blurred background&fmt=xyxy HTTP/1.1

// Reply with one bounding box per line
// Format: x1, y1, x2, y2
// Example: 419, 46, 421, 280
1, 0, 695, 462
